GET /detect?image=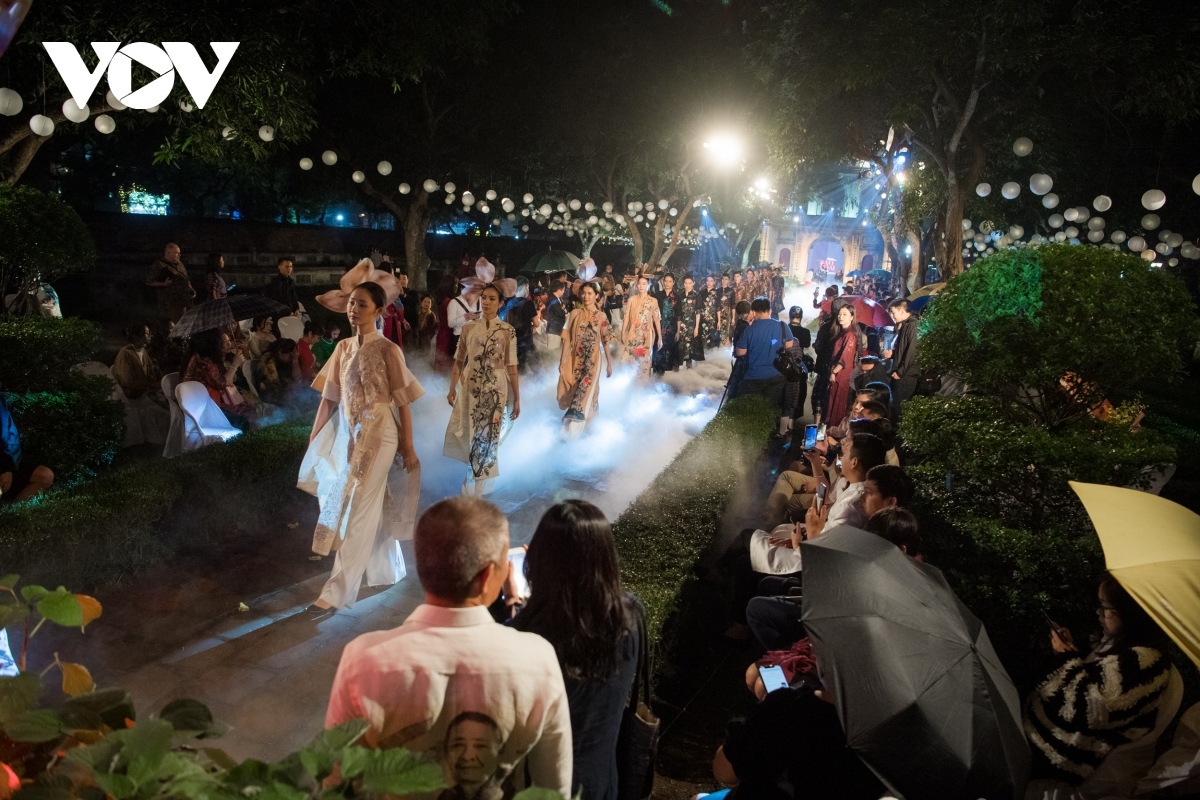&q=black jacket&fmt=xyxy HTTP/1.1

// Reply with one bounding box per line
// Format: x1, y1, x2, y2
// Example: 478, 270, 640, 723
263, 273, 300, 314
891, 319, 919, 378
